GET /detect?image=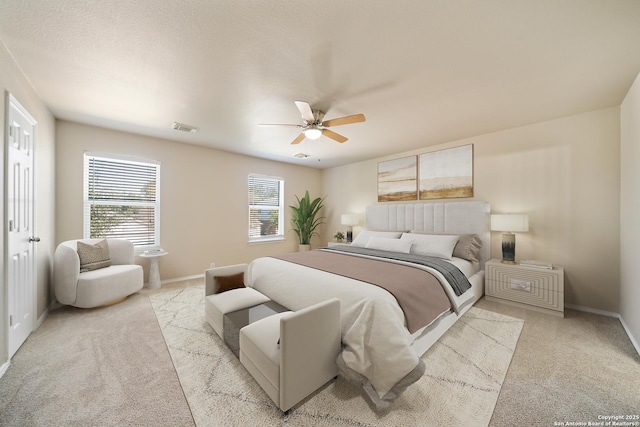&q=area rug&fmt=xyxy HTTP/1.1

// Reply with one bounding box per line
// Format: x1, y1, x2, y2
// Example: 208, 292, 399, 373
150, 285, 524, 427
